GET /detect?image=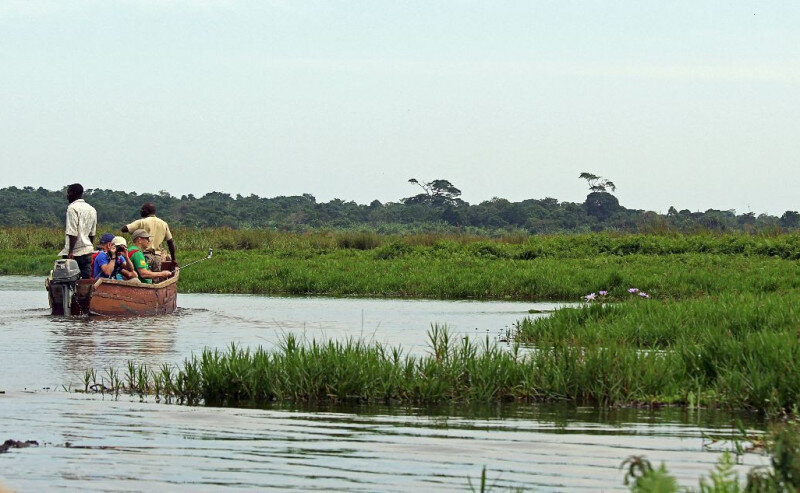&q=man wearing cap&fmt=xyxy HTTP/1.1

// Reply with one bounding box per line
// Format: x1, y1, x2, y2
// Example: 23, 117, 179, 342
128, 229, 172, 284
58, 183, 97, 279
112, 236, 138, 281
93, 233, 133, 280
120, 202, 176, 271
